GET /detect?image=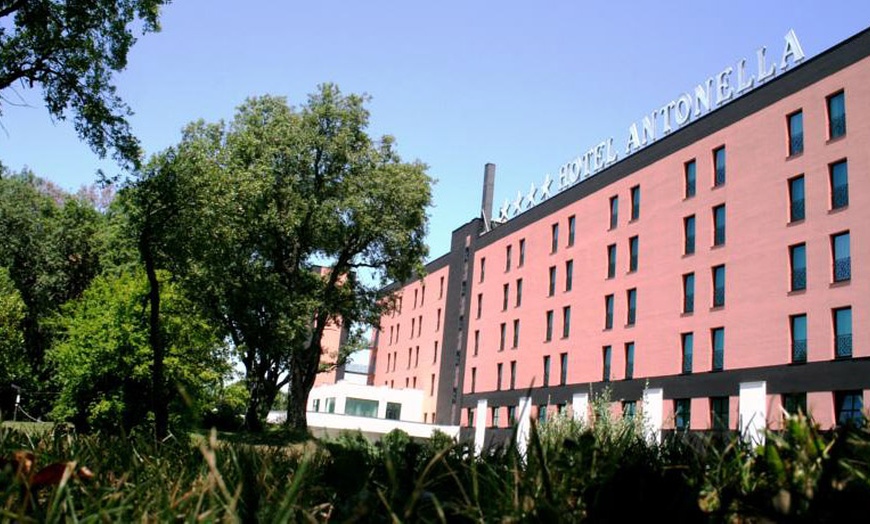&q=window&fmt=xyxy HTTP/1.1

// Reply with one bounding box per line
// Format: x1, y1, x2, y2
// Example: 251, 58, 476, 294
407, 347, 412, 369
467, 407, 475, 427
830, 160, 848, 209
417, 316, 422, 337
509, 361, 516, 390
312, 398, 320, 412
835, 390, 862, 426
476, 293, 483, 319
562, 306, 571, 338
675, 399, 691, 431
551, 223, 560, 253
515, 278, 523, 307
326, 397, 336, 413
420, 286, 425, 306
713, 146, 726, 186
537, 405, 548, 424
685, 160, 697, 198
832, 232, 851, 282
499, 323, 506, 351
789, 175, 805, 222
788, 110, 803, 156
560, 353, 568, 385
345, 398, 379, 418
497, 363, 503, 391
505, 245, 512, 272
565, 260, 573, 292
414, 289, 418, 309
473, 331, 479, 356
512, 319, 520, 348
827, 90, 846, 139
385, 402, 401, 420
712, 265, 726, 308
543, 355, 551, 387
711, 327, 725, 372
568, 215, 576, 247
436, 309, 441, 331
623, 400, 637, 419
684, 215, 696, 255
713, 205, 726, 246
492, 406, 501, 427
625, 342, 635, 380
602, 346, 612, 382
790, 243, 807, 291
519, 238, 526, 267
630, 185, 640, 220
434, 341, 439, 363
711, 397, 729, 431
545, 310, 554, 342
626, 288, 637, 326
507, 405, 517, 425
682, 333, 694, 374
683, 273, 695, 314
607, 244, 617, 278
790, 314, 807, 363
548, 266, 557, 296
628, 236, 639, 272
782, 393, 806, 417
479, 257, 486, 282
439, 276, 444, 298
834, 307, 852, 358
502, 283, 509, 311
604, 294, 614, 330
609, 196, 619, 229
